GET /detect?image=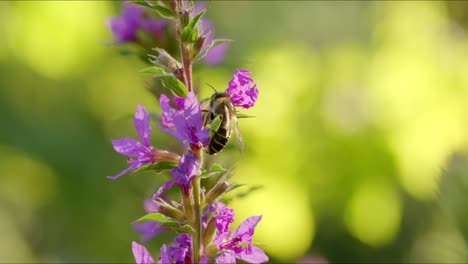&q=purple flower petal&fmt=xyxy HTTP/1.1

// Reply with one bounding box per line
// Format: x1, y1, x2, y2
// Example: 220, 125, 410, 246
226, 69, 258, 109
133, 221, 165, 243
167, 234, 192, 263
152, 181, 175, 201
160, 94, 176, 128
112, 138, 147, 158
230, 215, 262, 245
213, 202, 235, 246
144, 199, 159, 213
141, 18, 167, 39
171, 152, 200, 194
215, 251, 236, 264
132, 241, 155, 264
157, 244, 170, 264
159, 92, 209, 148
236, 246, 269, 264
134, 104, 152, 147
173, 96, 185, 110
200, 255, 209, 264
107, 162, 141, 180
205, 42, 229, 65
